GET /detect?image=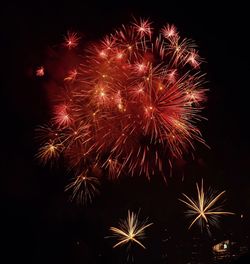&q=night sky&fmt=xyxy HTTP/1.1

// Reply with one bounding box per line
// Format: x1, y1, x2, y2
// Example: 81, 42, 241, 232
2, 1, 250, 263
